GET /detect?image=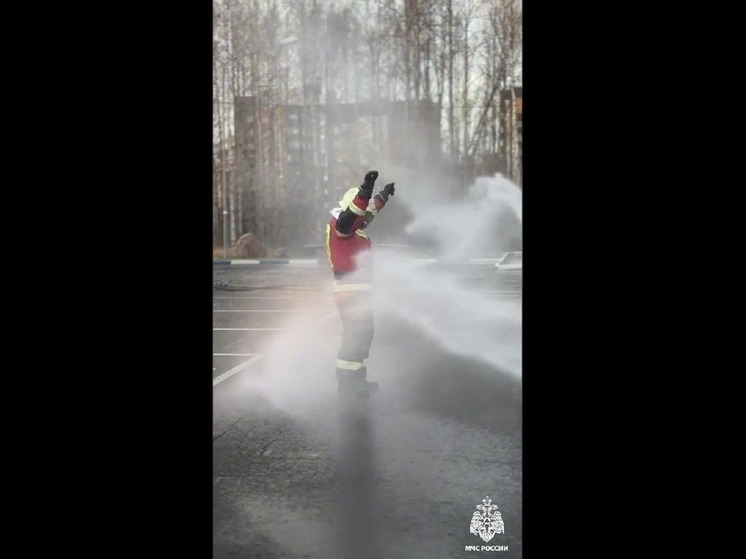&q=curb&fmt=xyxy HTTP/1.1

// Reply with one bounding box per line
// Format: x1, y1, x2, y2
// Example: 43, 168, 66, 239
213, 257, 518, 267
213, 259, 320, 266
213, 258, 513, 266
